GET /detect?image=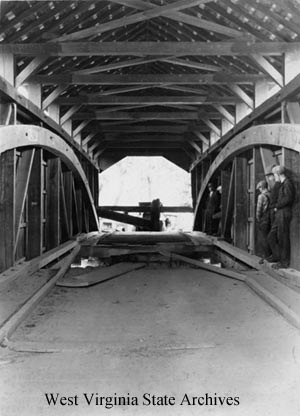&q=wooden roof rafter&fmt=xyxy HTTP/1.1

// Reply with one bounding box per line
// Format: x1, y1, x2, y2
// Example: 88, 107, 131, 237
53, 0, 217, 42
